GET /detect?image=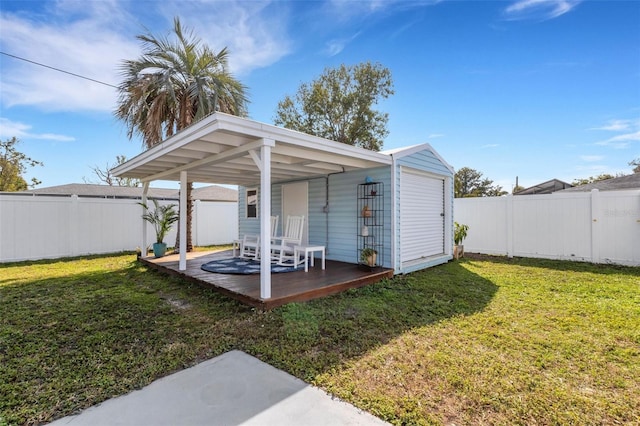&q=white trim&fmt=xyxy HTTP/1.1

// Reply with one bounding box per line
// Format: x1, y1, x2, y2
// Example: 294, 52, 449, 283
141, 182, 149, 258
390, 154, 397, 272
259, 141, 272, 299
179, 171, 187, 271
246, 188, 258, 219
384, 143, 454, 174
